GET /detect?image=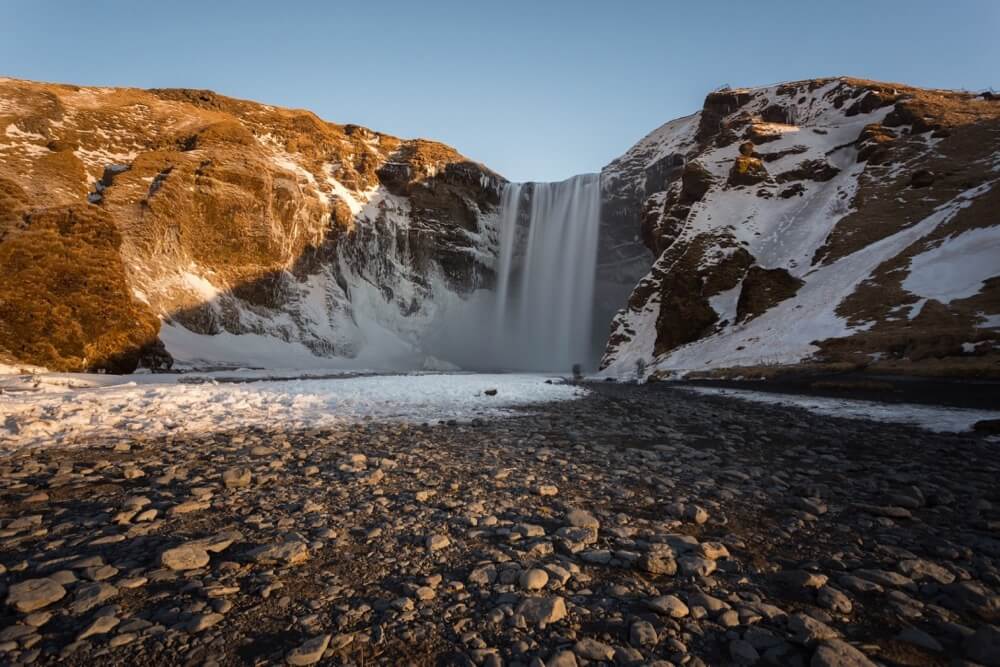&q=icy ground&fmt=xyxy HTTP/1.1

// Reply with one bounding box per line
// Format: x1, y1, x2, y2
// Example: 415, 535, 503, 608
681, 386, 1000, 434
0, 373, 584, 452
